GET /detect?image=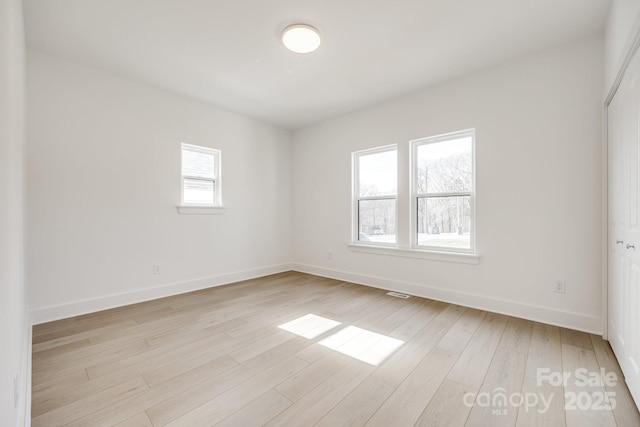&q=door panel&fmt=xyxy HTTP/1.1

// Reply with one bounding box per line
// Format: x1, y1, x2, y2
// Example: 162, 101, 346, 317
608, 45, 640, 409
